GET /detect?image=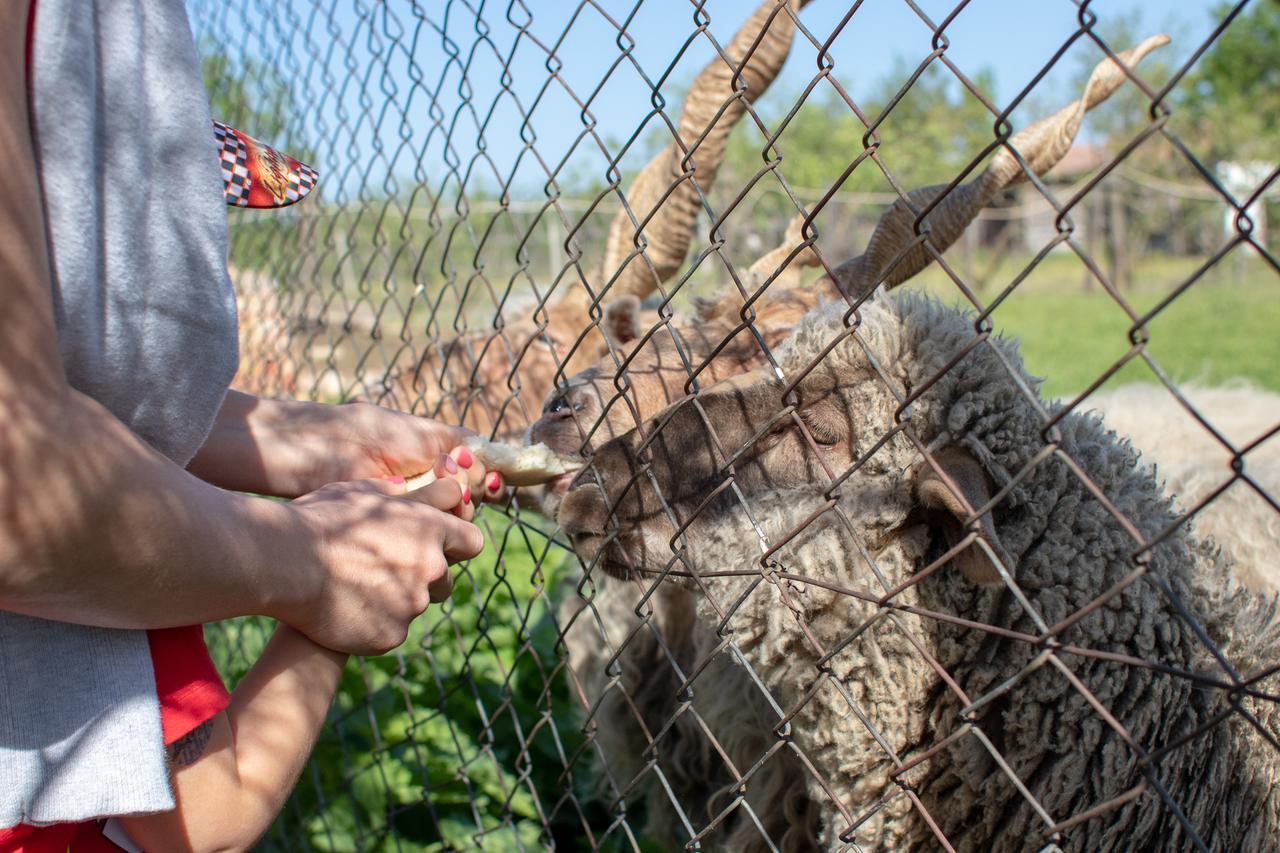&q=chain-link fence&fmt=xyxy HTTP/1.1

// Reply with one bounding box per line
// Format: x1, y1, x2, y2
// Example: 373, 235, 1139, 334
191, 0, 1280, 849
